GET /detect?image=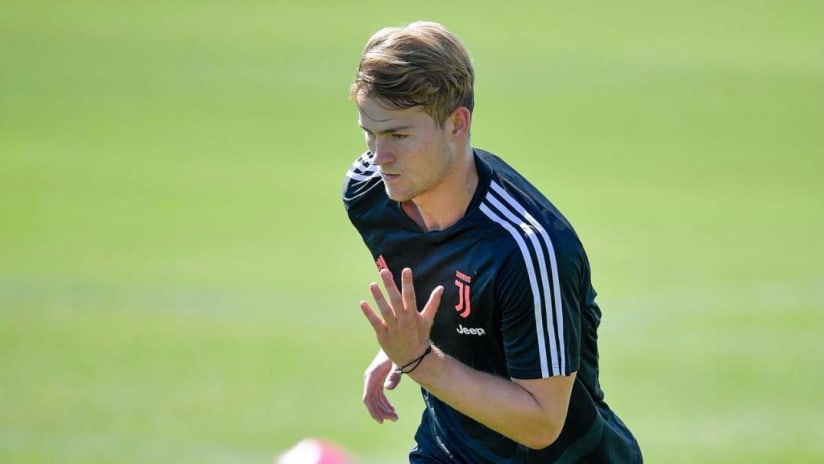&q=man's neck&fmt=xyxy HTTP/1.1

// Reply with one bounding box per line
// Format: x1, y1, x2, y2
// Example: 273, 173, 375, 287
402, 150, 478, 232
